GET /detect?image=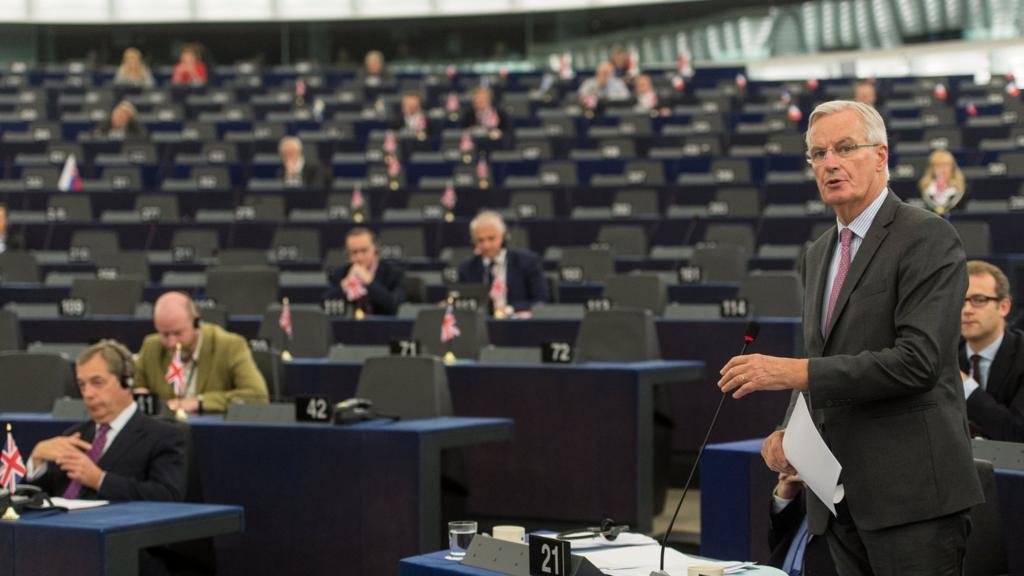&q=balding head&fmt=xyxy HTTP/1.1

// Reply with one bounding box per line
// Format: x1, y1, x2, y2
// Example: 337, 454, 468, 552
153, 292, 201, 354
